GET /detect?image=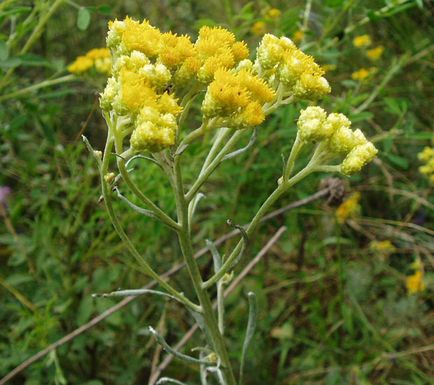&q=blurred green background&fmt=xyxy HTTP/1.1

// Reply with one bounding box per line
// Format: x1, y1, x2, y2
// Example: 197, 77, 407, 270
0, 1, 433, 384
